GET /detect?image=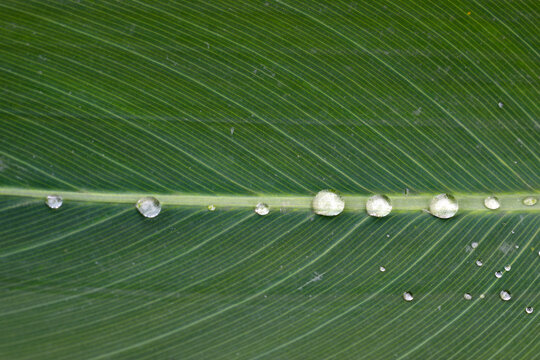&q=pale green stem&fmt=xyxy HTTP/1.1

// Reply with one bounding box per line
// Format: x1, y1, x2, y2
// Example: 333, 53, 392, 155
0, 187, 538, 211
